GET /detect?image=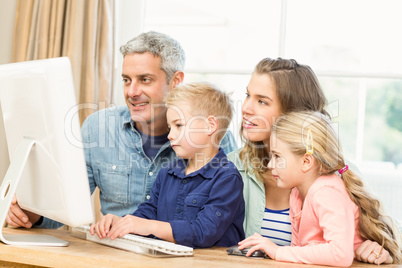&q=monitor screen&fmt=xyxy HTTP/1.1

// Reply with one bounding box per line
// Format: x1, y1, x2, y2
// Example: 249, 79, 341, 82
0, 57, 94, 246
